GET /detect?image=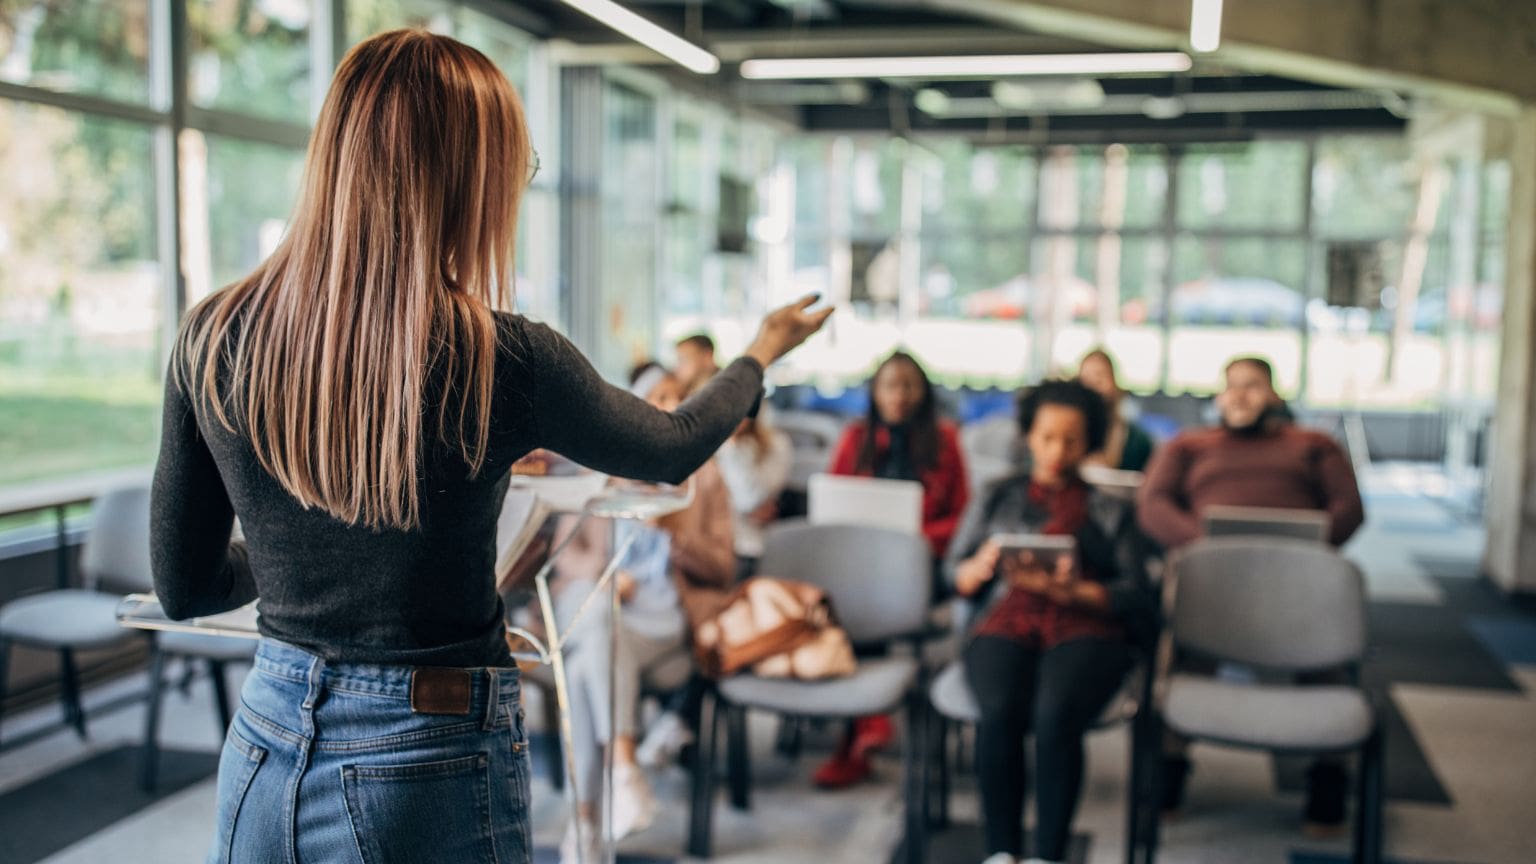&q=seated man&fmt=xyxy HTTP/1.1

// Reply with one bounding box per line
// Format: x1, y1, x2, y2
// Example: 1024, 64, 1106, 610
675, 333, 720, 395
1136, 355, 1365, 834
